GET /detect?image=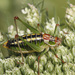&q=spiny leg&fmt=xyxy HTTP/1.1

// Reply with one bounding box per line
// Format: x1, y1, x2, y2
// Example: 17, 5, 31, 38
55, 54, 65, 63
14, 16, 24, 63
53, 49, 65, 63
38, 56, 40, 75
38, 47, 49, 75
54, 24, 66, 63
45, 42, 66, 63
